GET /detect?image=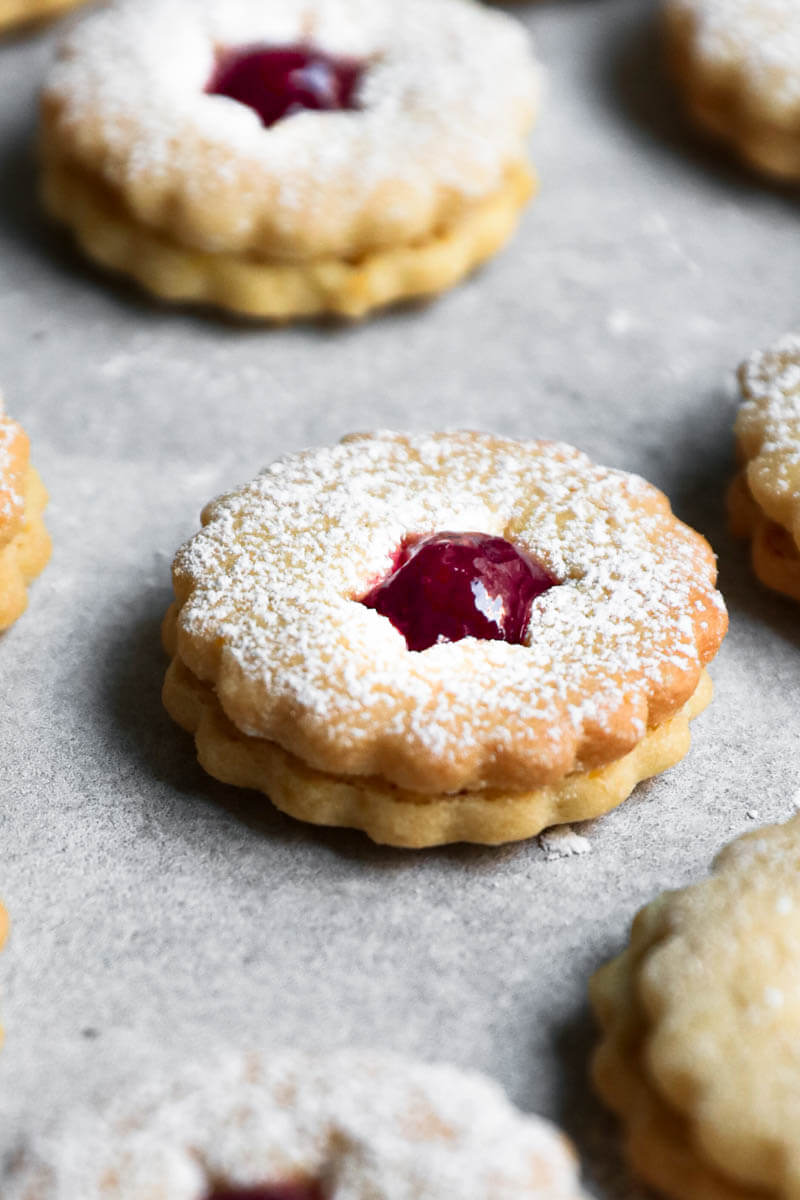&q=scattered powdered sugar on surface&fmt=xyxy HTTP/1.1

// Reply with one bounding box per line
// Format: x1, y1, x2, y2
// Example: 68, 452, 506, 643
538, 825, 592, 861
43, 0, 539, 254
2, 1049, 588, 1199
736, 332, 800, 517
669, 0, 800, 114
172, 432, 726, 790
